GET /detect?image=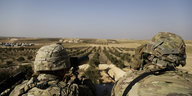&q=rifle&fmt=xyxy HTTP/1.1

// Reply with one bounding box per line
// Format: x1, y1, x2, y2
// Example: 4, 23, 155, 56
64, 57, 80, 84
0, 68, 29, 96
65, 54, 89, 84
69, 57, 96, 96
